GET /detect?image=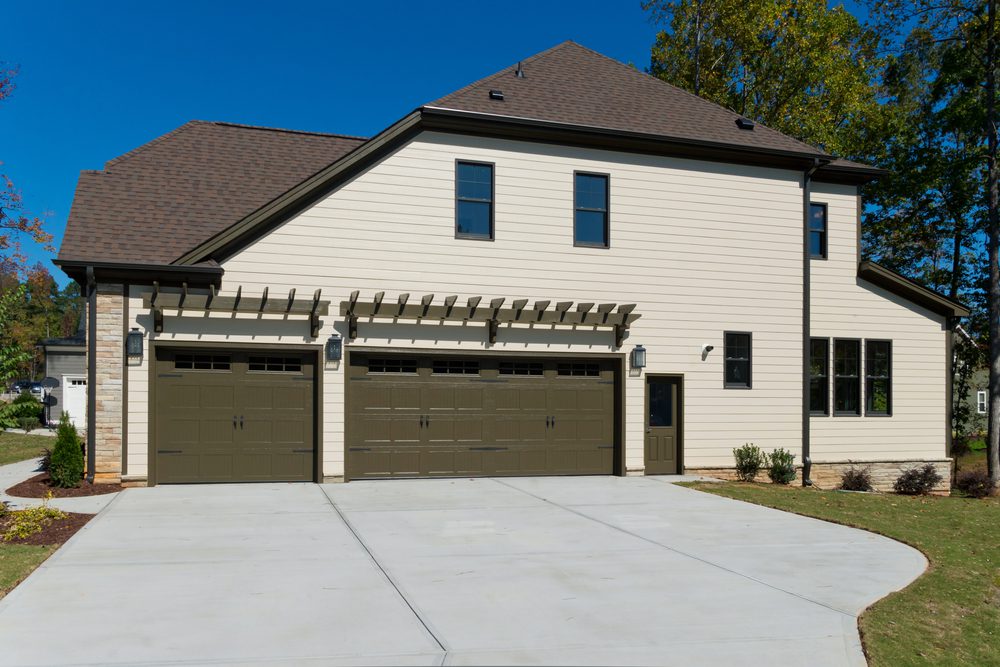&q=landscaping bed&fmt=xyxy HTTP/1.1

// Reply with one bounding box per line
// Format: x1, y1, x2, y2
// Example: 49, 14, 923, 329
6, 473, 122, 498
684, 481, 1000, 666
0, 509, 93, 599
0, 511, 92, 546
